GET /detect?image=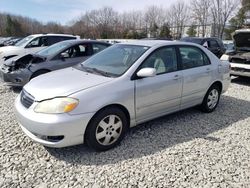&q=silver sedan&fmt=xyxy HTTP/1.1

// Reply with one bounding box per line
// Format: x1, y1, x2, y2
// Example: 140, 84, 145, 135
15, 40, 231, 151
